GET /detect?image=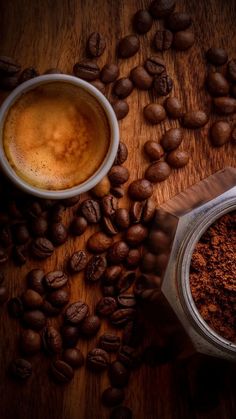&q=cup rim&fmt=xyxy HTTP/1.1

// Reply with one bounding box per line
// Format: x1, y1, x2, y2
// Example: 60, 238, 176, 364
0, 74, 119, 199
